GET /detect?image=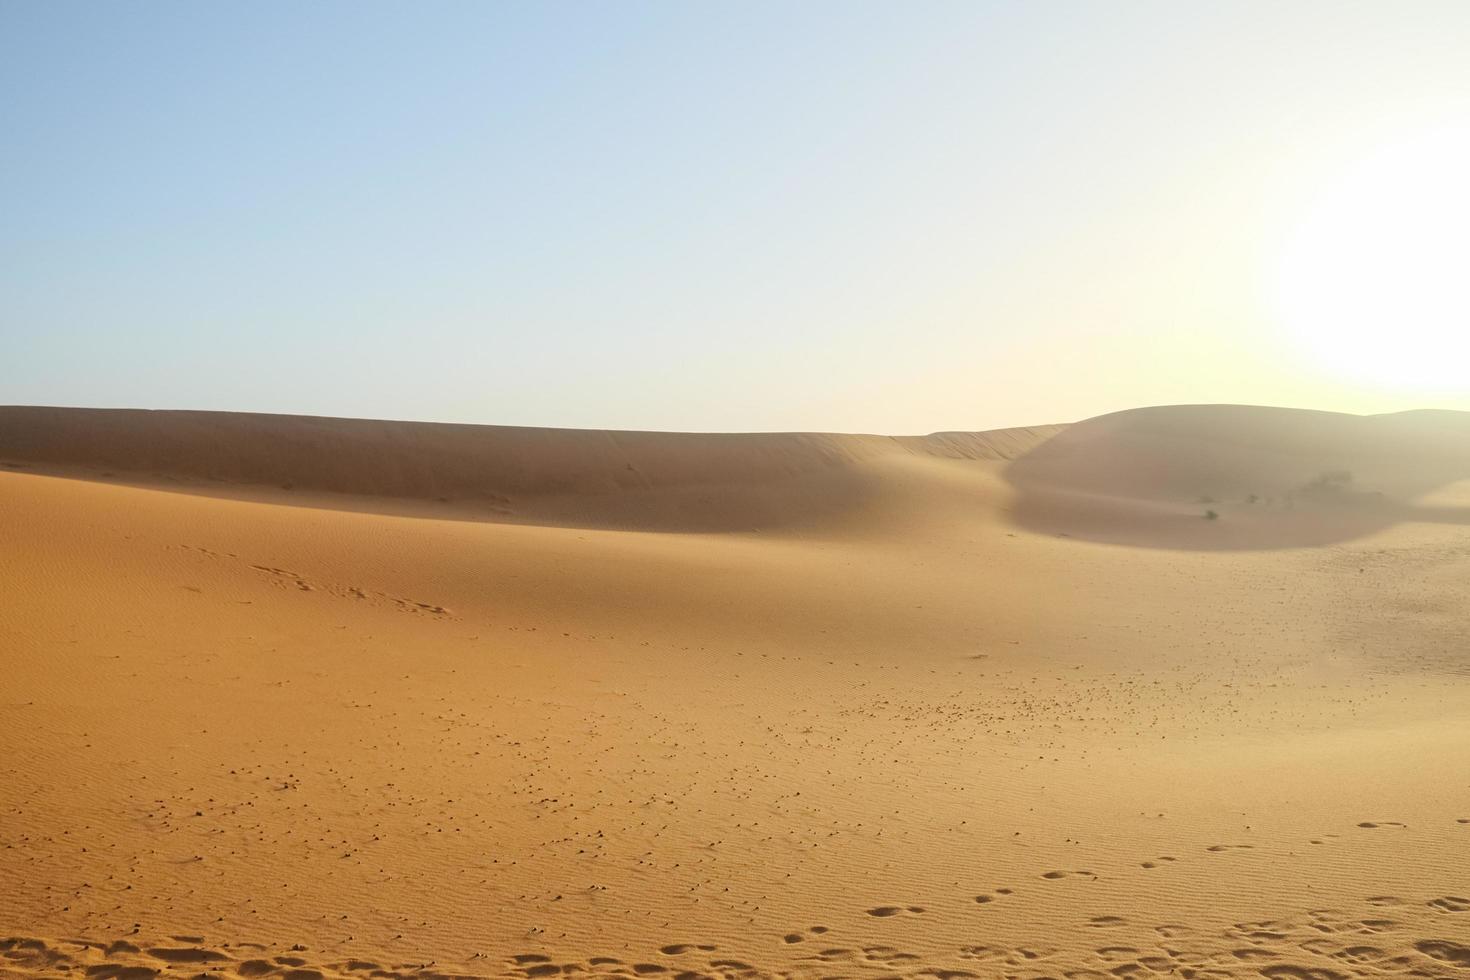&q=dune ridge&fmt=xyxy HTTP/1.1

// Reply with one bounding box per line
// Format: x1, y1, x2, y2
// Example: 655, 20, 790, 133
0, 404, 1061, 498
0, 406, 1065, 532
7, 403, 1470, 544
